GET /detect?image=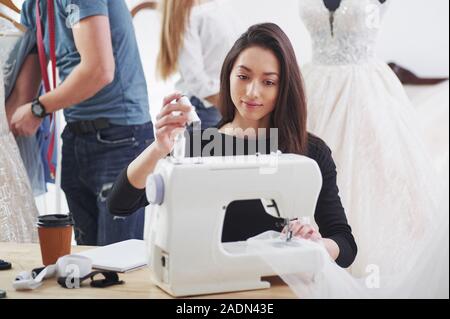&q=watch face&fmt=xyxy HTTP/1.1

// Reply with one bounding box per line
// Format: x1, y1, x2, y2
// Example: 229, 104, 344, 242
32, 102, 45, 118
